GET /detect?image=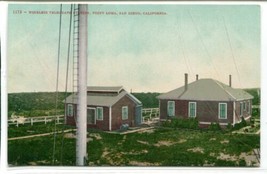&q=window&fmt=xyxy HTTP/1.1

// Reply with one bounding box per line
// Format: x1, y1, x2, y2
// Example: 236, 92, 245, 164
247, 101, 250, 114
244, 102, 246, 112
67, 104, 73, 117
122, 106, 128, 120
188, 102, 197, 118
240, 102, 243, 116
97, 107, 103, 120
219, 103, 227, 119
167, 101, 175, 116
